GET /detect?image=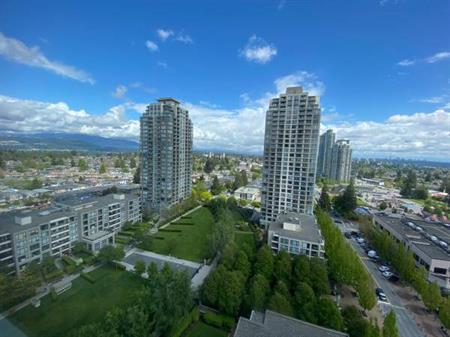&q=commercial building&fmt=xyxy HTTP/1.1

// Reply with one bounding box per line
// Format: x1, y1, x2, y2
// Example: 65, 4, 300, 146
0, 191, 141, 274
330, 140, 352, 182
260, 87, 321, 229
140, 98, 193, 213
317, 129, 335, 178
233, 310, 348, 337
268, 212, 325, 258
372, 212, 450, 291
317, 131, 352, 182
